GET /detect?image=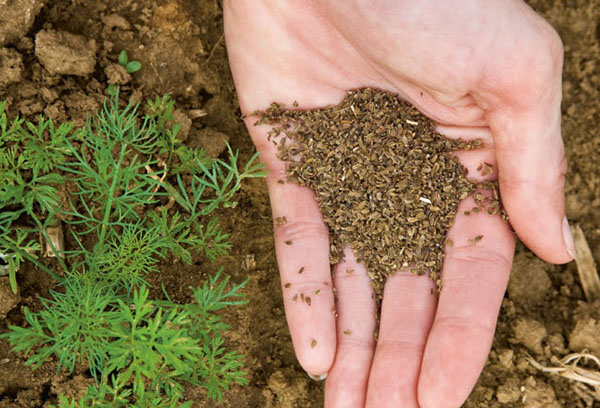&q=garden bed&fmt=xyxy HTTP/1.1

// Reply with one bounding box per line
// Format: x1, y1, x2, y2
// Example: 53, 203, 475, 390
0, 0, 599, 406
